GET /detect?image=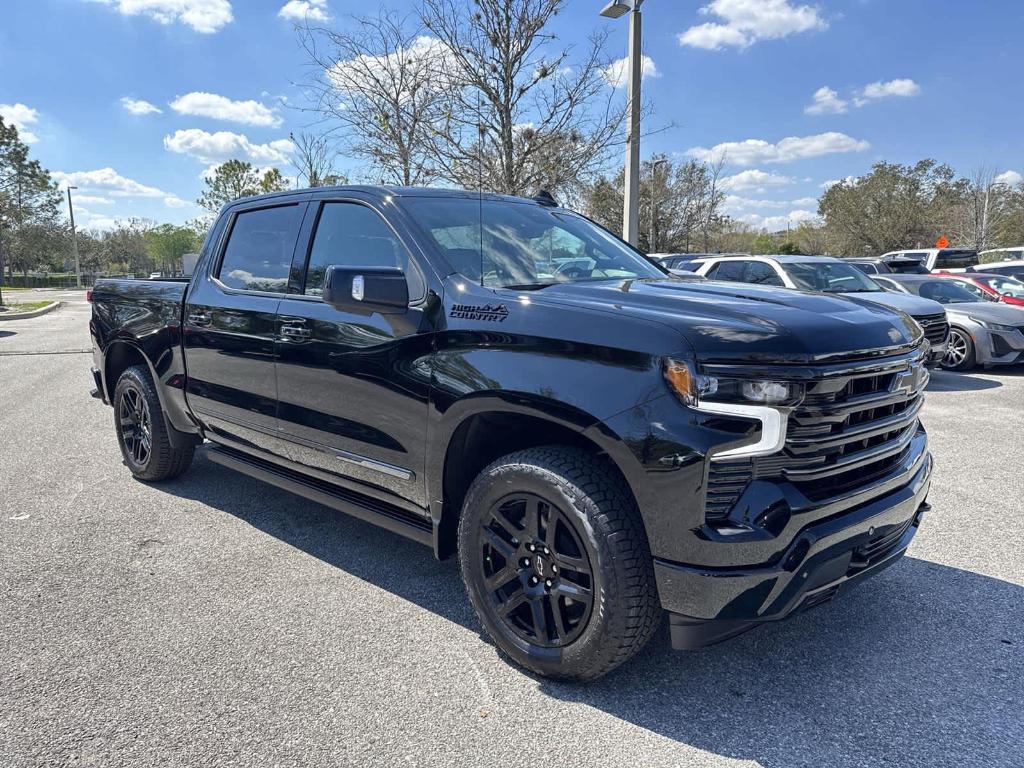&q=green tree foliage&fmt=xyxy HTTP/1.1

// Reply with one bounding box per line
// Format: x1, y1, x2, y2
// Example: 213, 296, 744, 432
197, 159, 291, 213
584, 155, 727, 253
819, 160, 962, 256
144, 224, 200, 274
0, 116, 62, 302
